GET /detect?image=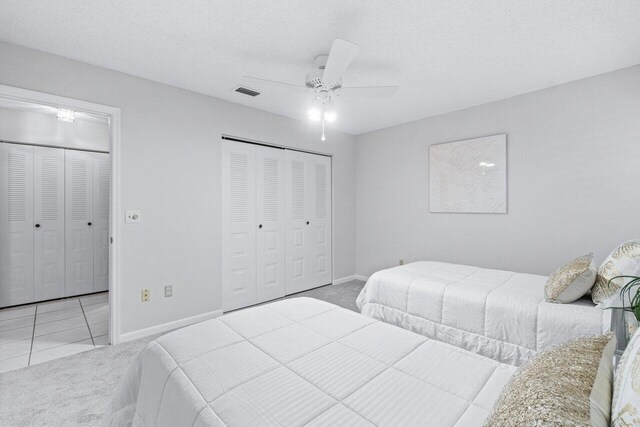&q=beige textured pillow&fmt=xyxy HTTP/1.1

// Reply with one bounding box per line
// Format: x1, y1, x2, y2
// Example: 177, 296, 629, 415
592, 240, 640, 304
611, 328, 640, 426
485, 334, 615, 427
545, 253, 597, 303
